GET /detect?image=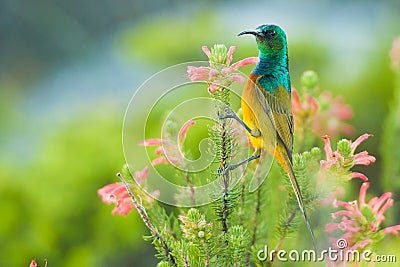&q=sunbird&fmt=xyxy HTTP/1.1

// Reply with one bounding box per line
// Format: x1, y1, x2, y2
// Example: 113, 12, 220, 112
219, 24, 316, 248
